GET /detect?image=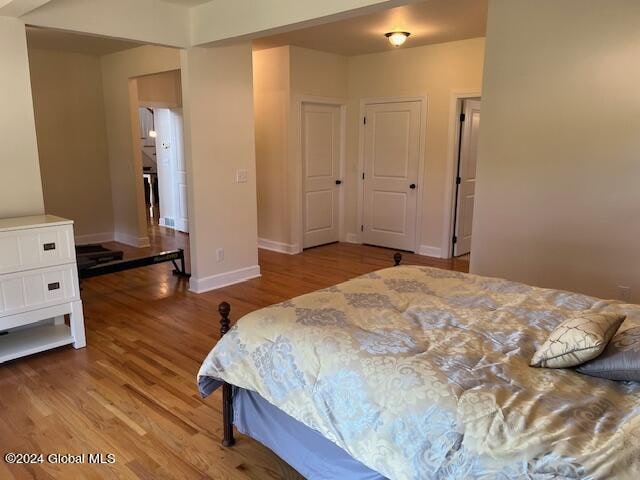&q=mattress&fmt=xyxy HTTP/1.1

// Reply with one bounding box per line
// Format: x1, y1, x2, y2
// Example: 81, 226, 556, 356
199, 265, 640, 479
